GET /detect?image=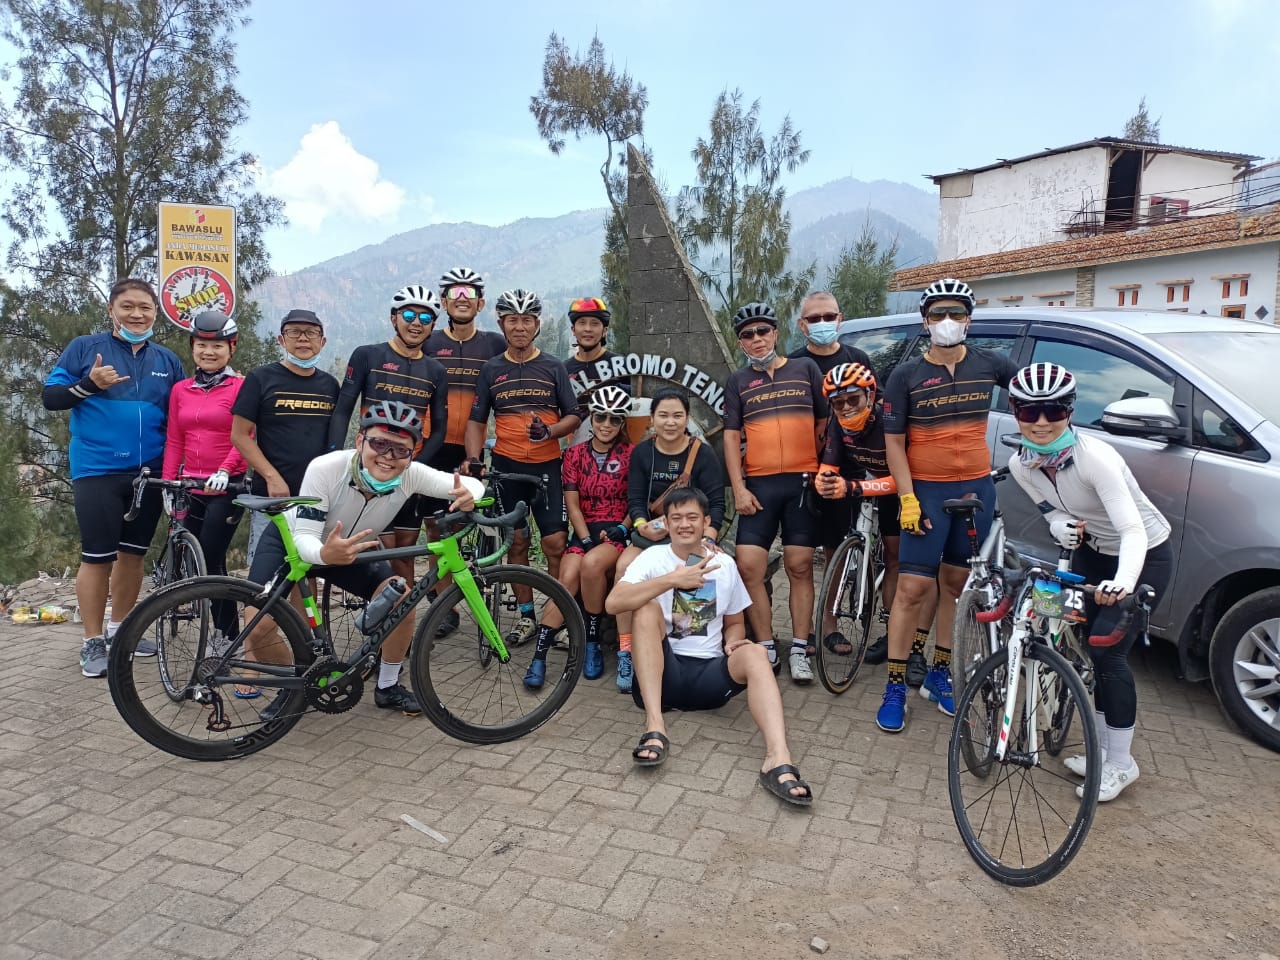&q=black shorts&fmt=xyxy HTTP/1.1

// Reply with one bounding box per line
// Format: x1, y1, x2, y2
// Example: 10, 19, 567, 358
877, 495, 901, 539
489, 452, 568, 536
74, 473, 164, 564
247, 524, 392, 599
816, 497, 856, 548
429, 443, 468, 473
736, 473, 817, 549
390, 494, 433, 533
631, 638, 746, 712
